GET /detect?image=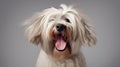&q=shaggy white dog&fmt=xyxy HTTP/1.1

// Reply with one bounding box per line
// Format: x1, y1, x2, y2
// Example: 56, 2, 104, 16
24, 4, 96, 67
